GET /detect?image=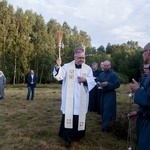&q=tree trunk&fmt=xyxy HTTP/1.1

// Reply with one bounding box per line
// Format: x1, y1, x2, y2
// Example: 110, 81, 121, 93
39, 67, 43, 84
13, 56, 16, 85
